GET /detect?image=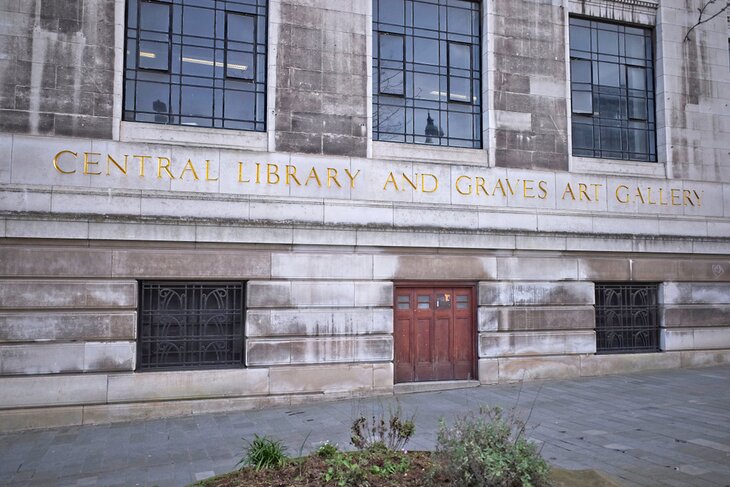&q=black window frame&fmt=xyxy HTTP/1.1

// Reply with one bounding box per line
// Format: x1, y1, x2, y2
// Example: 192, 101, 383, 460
569, 17, 657, 162
123, 0, 268, 131
595, 283, 660, 354
372, 0, 483, 149
137, 281, 246, 371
